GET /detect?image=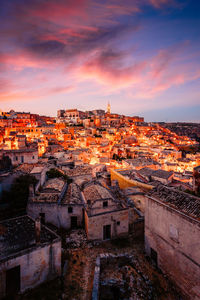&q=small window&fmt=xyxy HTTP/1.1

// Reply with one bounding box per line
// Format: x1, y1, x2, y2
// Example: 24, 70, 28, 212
32, 156, 34, 159
68, 207, 73, 213
117, 221, 120, 226
103, 201, 108, 208
15, 156, 18, 161
40, 213, 45, 224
